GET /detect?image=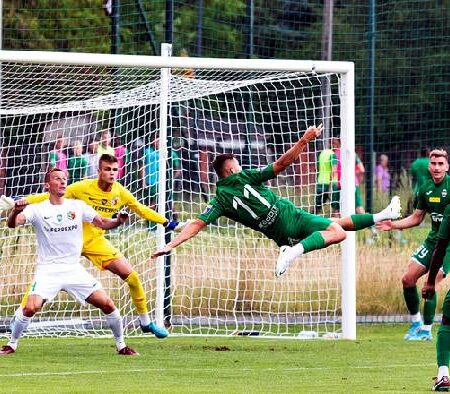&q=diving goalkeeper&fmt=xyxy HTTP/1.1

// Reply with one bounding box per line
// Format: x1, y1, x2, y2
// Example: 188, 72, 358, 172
3, 154, 183, 337
152, 124, 401, 276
